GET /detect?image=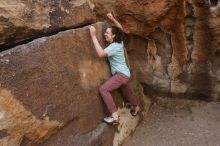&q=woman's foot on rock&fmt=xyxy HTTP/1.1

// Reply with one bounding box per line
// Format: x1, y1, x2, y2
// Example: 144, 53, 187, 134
130, 106, 141, 116
103, 116, 120, 125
